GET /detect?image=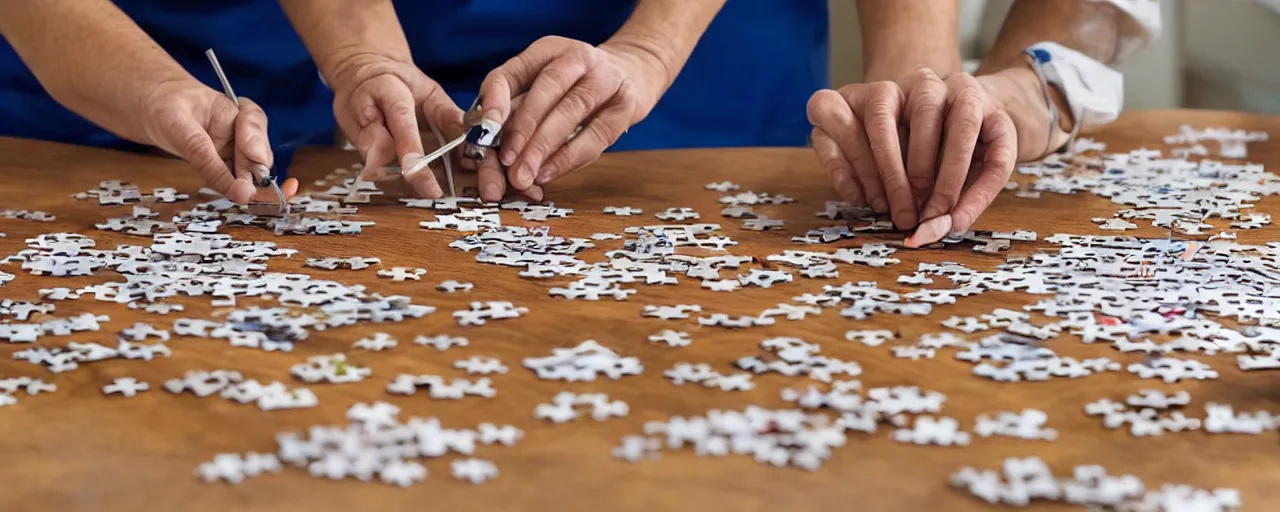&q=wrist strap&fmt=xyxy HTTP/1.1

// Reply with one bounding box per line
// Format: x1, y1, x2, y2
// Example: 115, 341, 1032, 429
1023, 53, 1061, 157
1025, 42, 1125, 151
